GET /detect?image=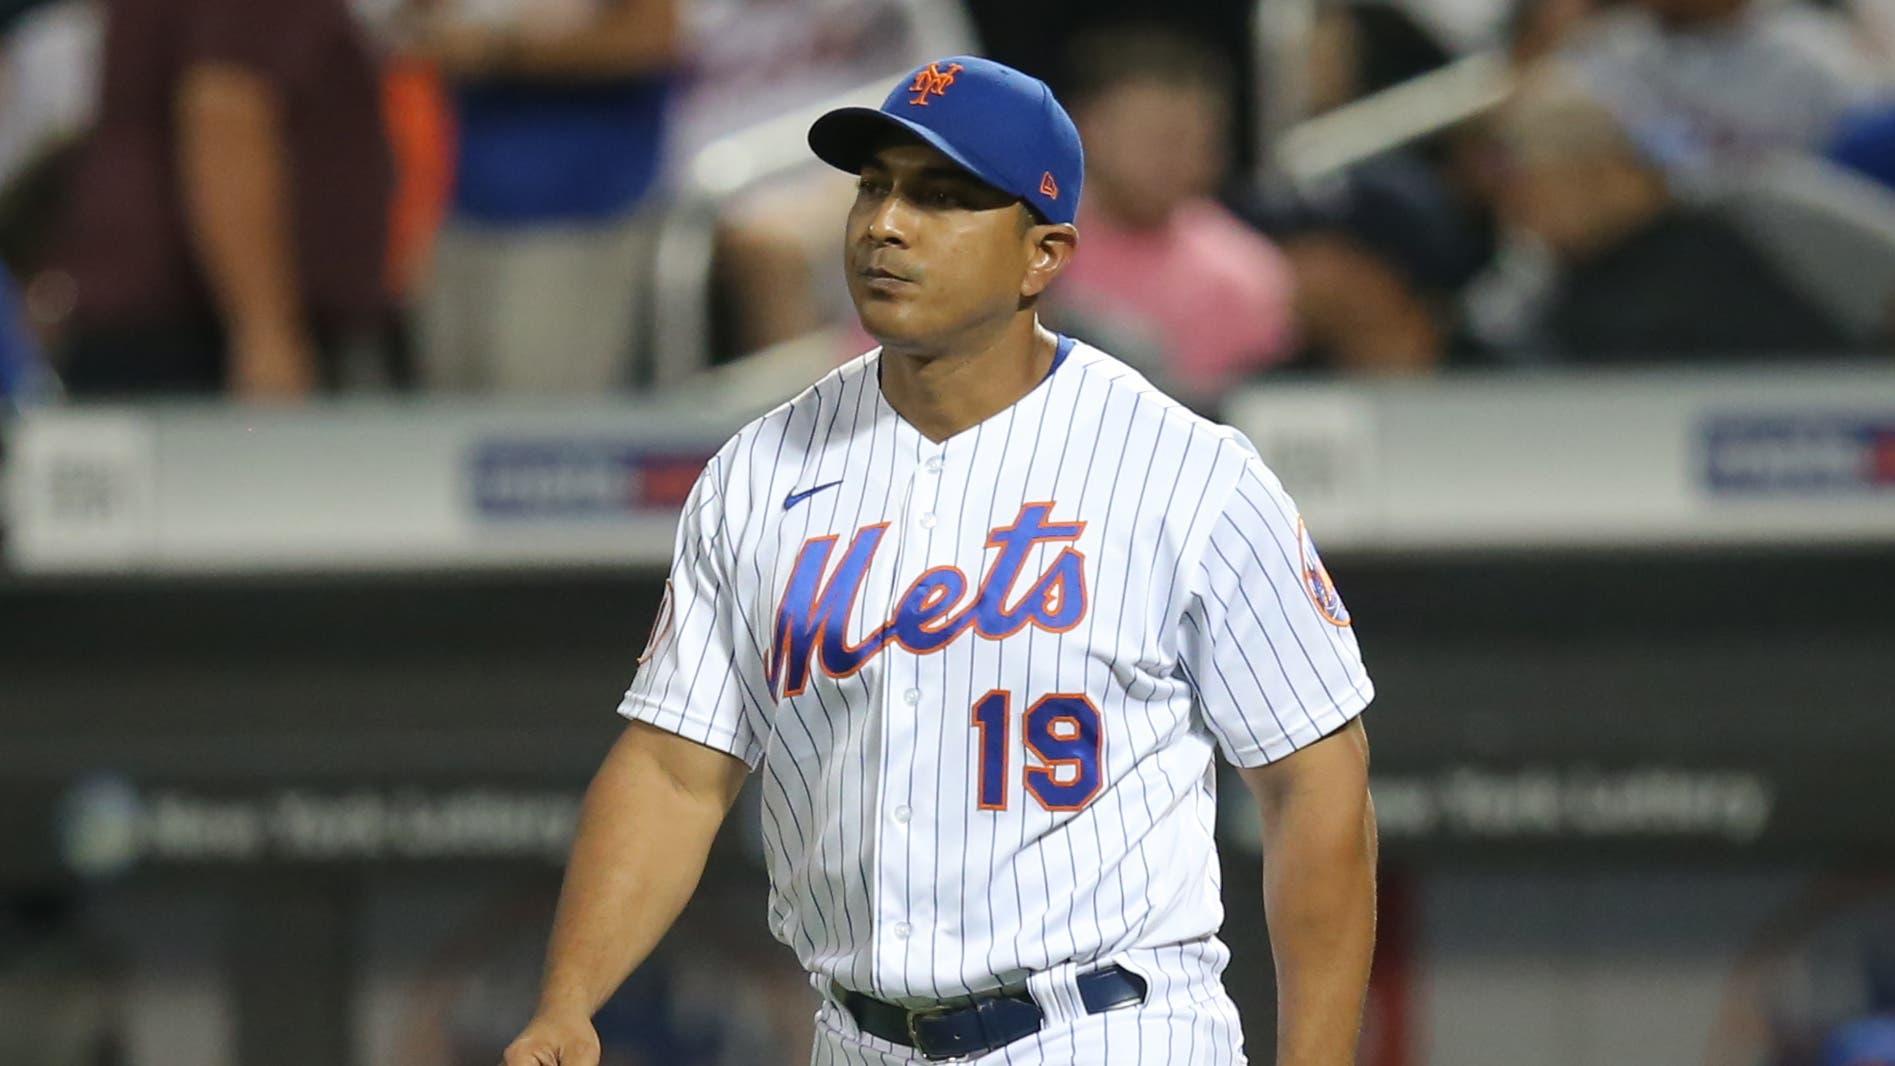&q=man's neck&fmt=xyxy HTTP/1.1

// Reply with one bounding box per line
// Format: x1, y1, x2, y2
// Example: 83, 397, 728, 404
878, 316, 1056, 444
